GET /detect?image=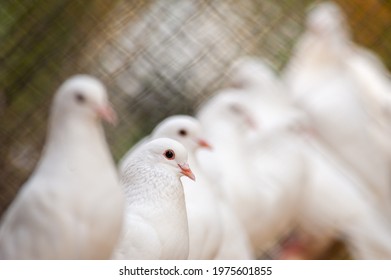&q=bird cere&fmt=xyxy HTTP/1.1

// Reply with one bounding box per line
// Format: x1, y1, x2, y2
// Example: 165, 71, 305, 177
2, 1, 391, 261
